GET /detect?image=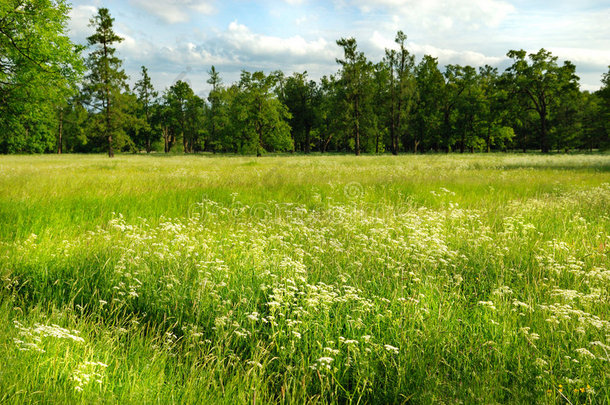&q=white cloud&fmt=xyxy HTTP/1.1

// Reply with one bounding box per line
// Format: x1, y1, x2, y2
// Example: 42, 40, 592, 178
369, 31, 505, 67
547, 48, 610, 68
207, 21, 339, 67
129, 0, 215, 24
67, 5, 97, 43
